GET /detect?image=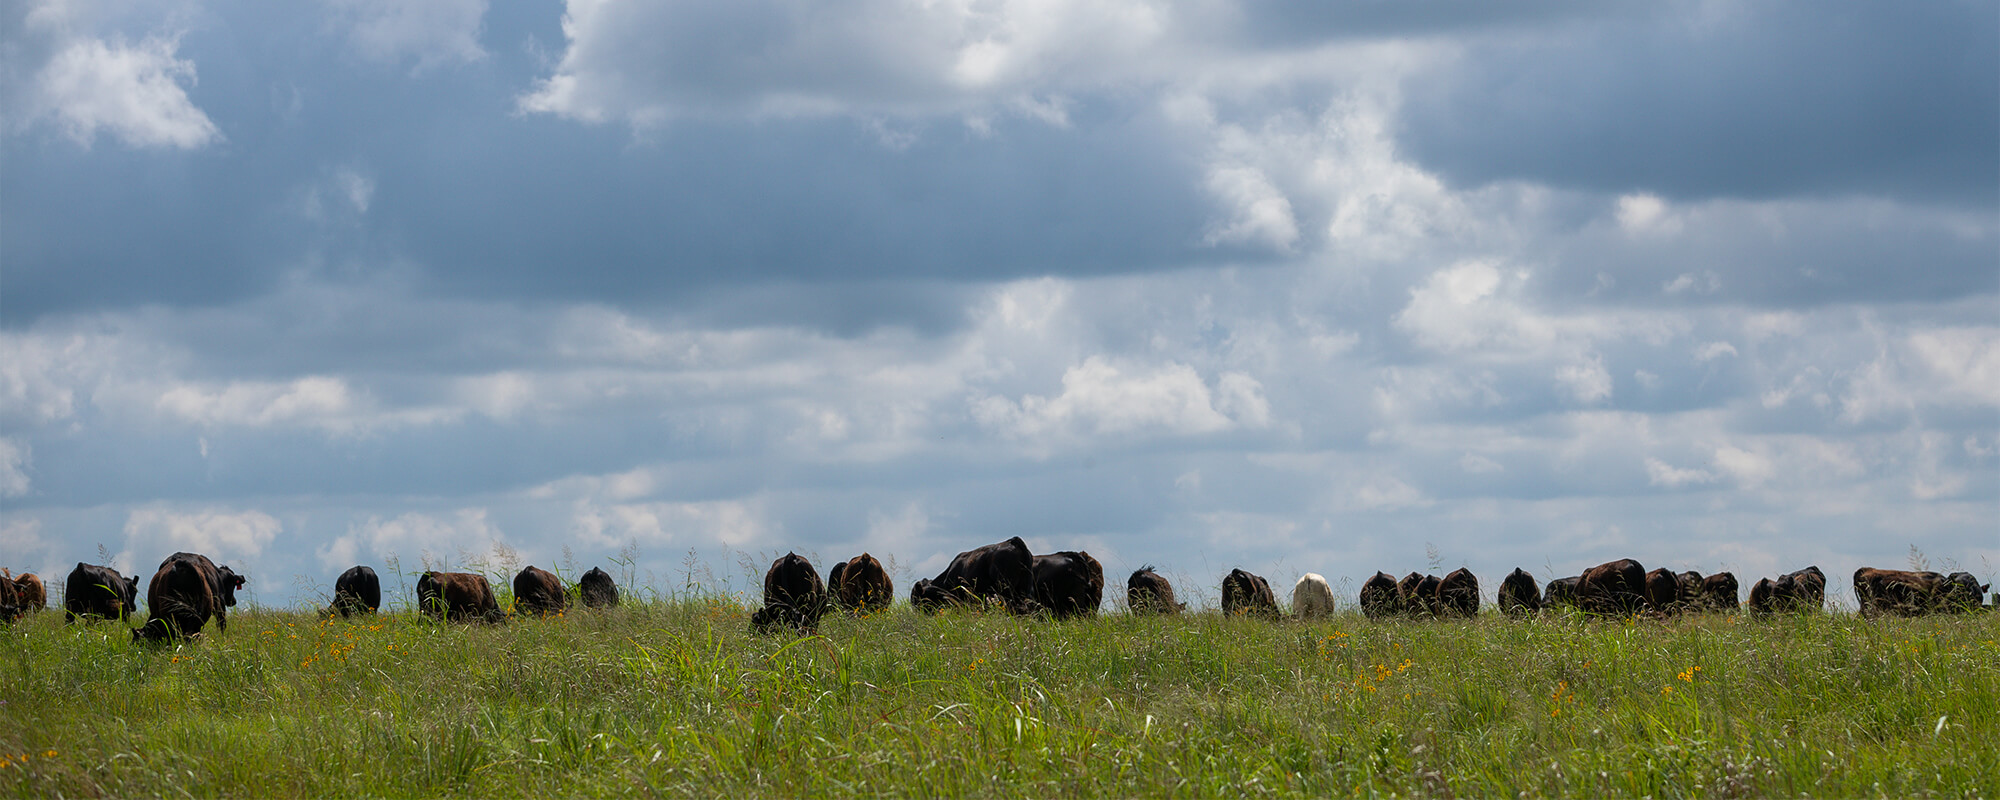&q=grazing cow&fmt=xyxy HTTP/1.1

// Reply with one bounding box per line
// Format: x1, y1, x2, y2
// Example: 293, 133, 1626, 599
1032, 551, 1105, 619
327, 566, 381, 617
1359, 571, 1402, 619
64, 562, 139, 624
416, 571, 503, 623
1292, 573, 1336, 619
1221, 568, 1278, 619
12, 573, 45, 614
1747, 576, 1779, 614
513, 566, 569, 617
1940, 572, 1990, 613
1853, 568, 1948, 618
910, 537, 1036, 614
1127, 566, 1184, 615
828, 553, 893, 614
1782, 566, 1826, 612
1544, 576, 1581, 609
1700, 572, 1739, 611
1497, 568, 1541, 617
1644, 568, 1684, 615
1437, 568, 1479, 618
579, 567, 620, 609
135, 552, 244, 641
751, 552, 826, 633
0, 573, 18, 623
1397, 573, 1444, 617
1576, 559, 1647, 616
1676, 571, 1704, 608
